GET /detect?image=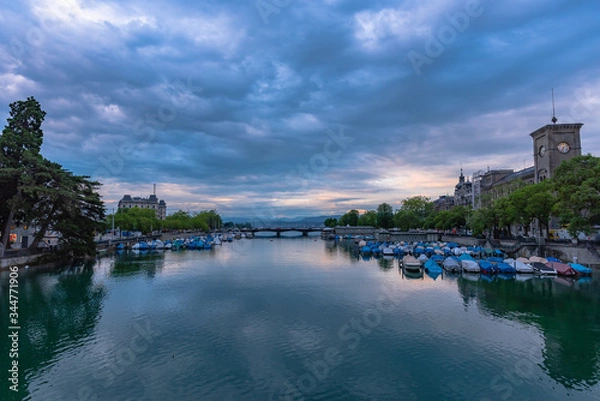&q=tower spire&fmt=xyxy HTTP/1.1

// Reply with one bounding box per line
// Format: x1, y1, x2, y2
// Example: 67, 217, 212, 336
551, 88, 557, 124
